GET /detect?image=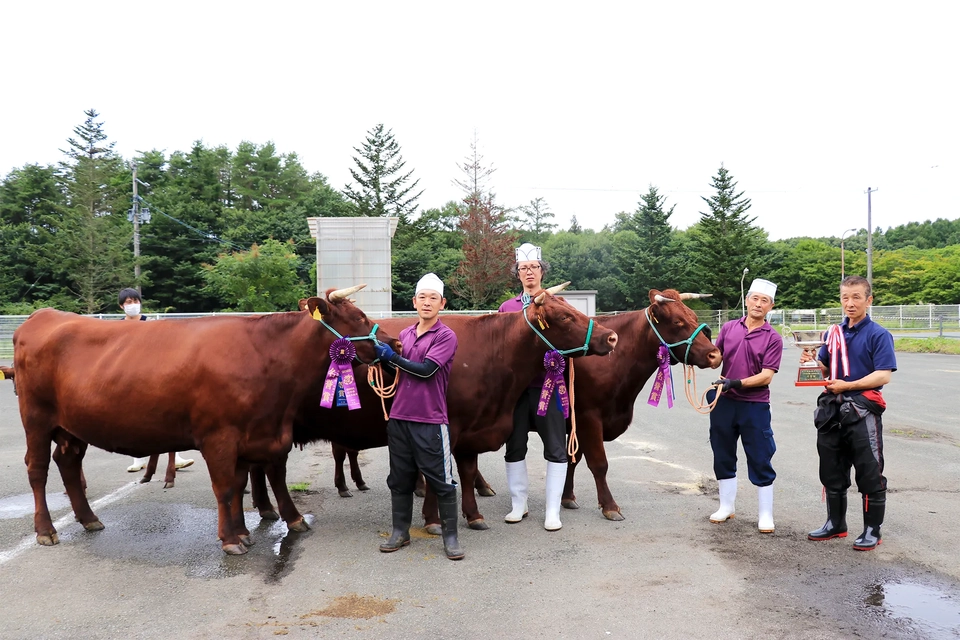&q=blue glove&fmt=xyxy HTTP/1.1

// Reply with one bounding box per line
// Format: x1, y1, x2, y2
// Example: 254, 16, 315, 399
712, 378, 742, 393
375, 342, 397, 362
